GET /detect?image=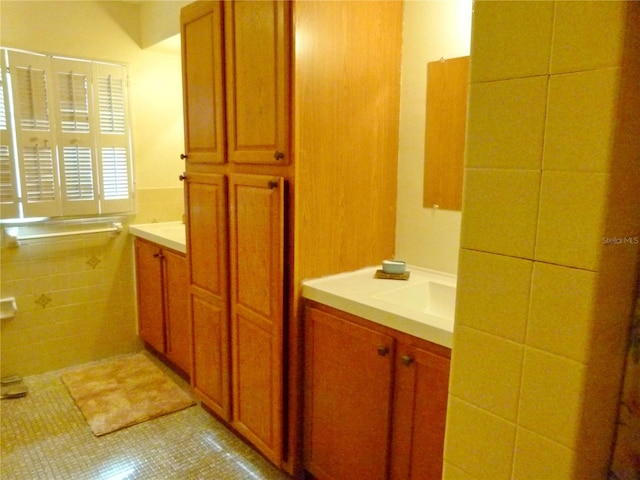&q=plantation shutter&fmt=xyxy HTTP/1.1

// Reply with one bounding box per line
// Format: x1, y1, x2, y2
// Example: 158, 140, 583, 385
8, 50, 62, 218
0, 52, 19, 218
53, 58, 99, 215
94, 63, 134, 214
